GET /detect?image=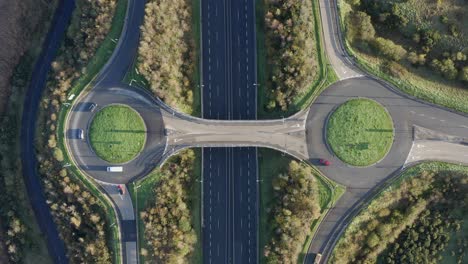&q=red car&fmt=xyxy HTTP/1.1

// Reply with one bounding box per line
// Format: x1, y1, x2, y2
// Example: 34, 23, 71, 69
117, 185, 125, 195
319, 159, 331, 166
